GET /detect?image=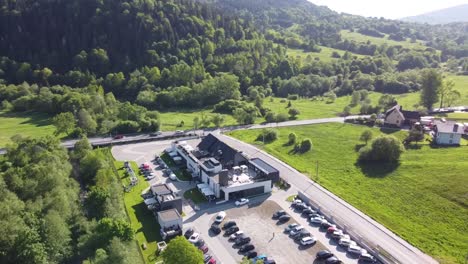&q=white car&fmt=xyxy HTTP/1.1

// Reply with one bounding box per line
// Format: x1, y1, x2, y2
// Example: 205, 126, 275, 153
284, 223, 299, 232
147, 173, 156, 180
169, 173, 177, 181
229, 230, 244, 240
235, 198, 249, 206
292, 199, 302, 205
348, 244, 366, 255
310, 216, 324, 224
300, 236, 317, 245
338, 235, 356, 247
188, 233, 200, 243
289, 225, 304, 236
215, 211, 226, 223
